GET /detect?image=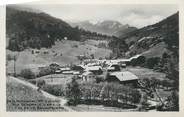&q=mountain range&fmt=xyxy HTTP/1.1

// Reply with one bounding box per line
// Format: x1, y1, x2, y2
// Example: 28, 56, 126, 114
69, 20, 137, 37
